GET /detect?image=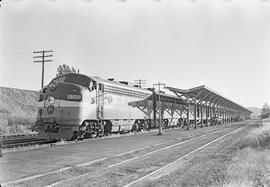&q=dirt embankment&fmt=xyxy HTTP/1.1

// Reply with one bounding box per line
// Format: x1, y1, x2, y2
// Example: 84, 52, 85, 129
0, 86, 39, 134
